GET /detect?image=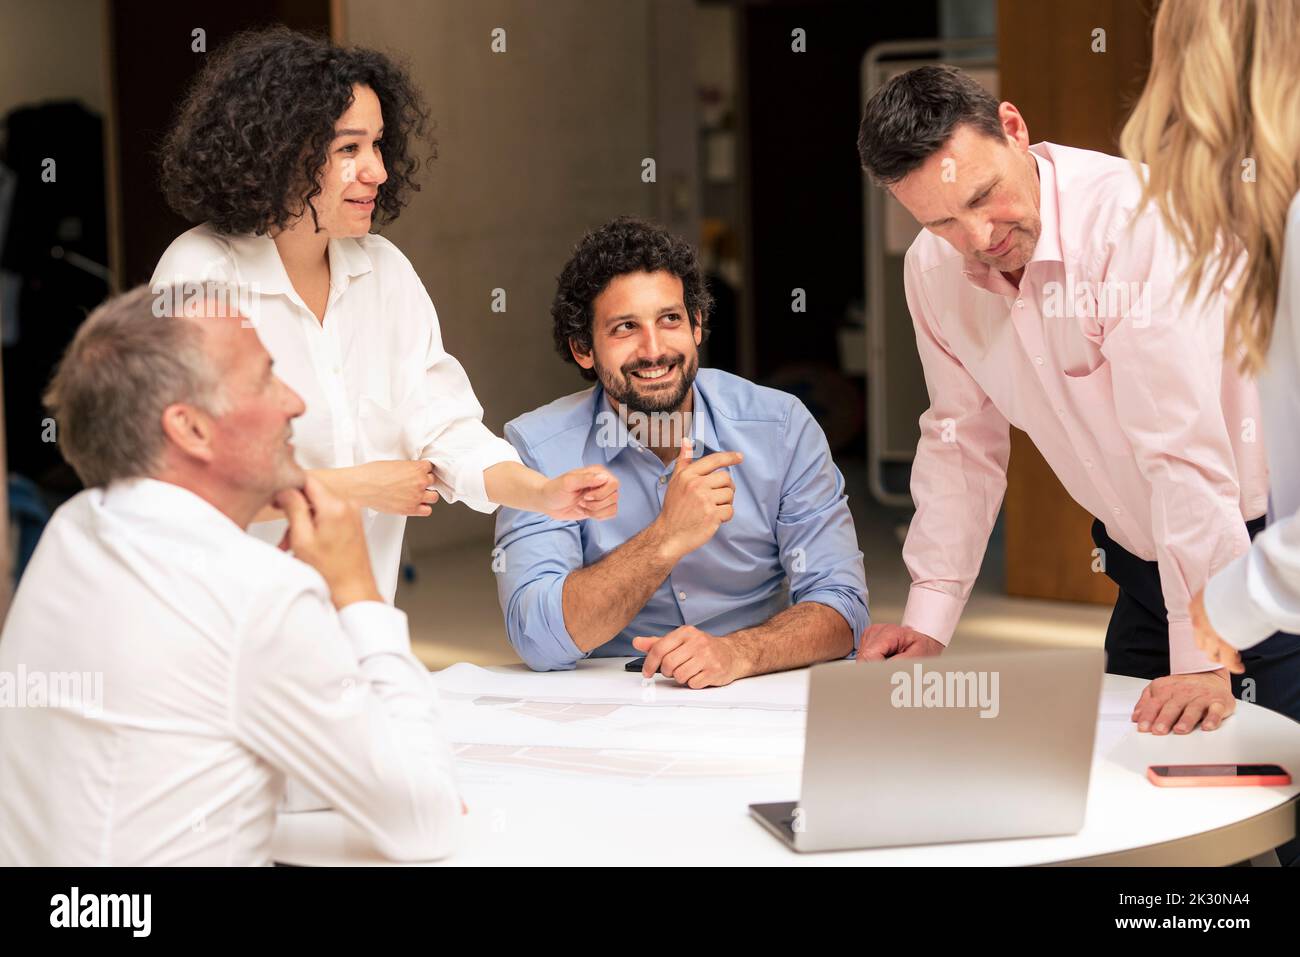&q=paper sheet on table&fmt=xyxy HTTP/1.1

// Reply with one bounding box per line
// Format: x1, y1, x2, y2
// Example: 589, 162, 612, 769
433, 661, 809, 711
440, 692, 805, 756
1100, 684, 1142, 718
1091, 684, 1140, 759
433, 663, 807, 787
1094, 715, 1135, 759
